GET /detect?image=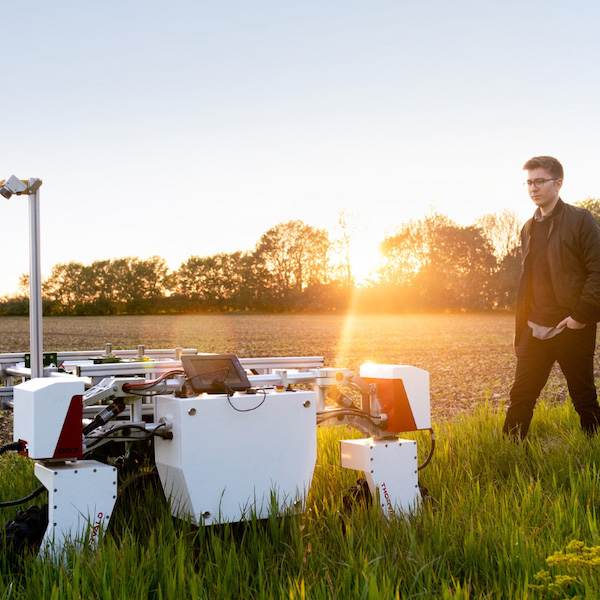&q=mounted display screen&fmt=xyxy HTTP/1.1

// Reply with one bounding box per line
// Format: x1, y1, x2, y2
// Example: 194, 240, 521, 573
181, 354, 251, 394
